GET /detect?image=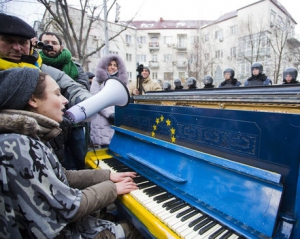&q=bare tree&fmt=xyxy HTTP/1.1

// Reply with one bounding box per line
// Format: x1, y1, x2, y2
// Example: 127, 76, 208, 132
268, 19, 294, 84
37, 0, 129, 66
187, 33, 217, 88
238, 16, 269, 66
